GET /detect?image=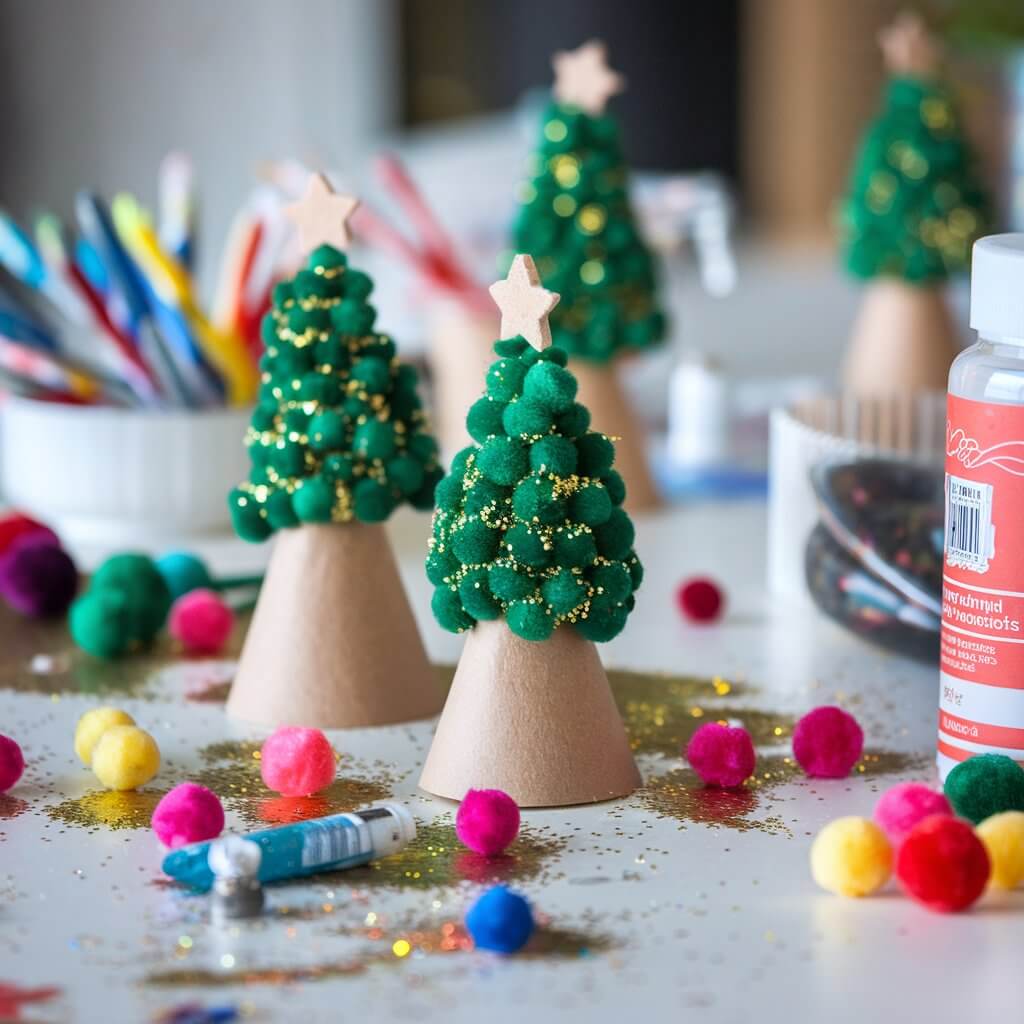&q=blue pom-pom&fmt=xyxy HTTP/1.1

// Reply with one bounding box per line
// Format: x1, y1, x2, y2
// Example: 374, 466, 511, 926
465, 885, 535, 953
156, 552, 212, 601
